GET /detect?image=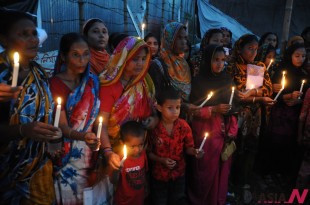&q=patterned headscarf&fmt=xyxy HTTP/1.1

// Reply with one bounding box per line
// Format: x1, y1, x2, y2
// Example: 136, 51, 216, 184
160, 22, 191, 101
255, 44, 276, 63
